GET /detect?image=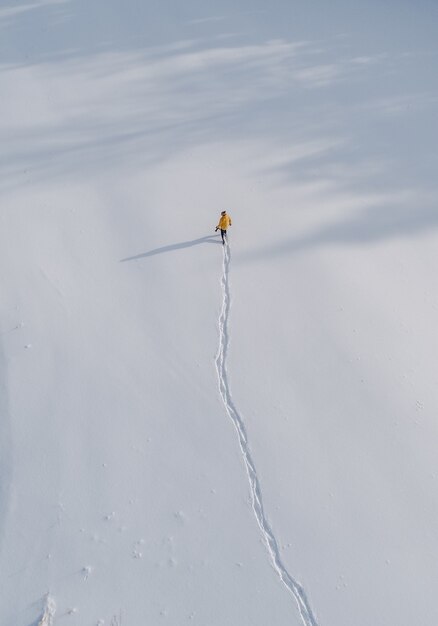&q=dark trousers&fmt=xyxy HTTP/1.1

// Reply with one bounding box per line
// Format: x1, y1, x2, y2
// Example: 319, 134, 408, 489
220, 229, 227, 243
